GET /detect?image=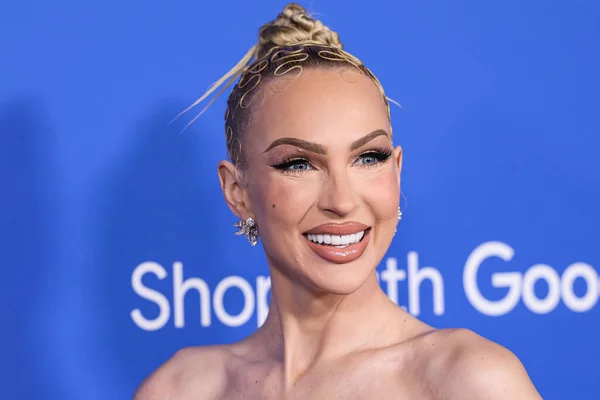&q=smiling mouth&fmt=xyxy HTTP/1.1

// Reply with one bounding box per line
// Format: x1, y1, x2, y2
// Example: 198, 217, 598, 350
303, 228, 370, 249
